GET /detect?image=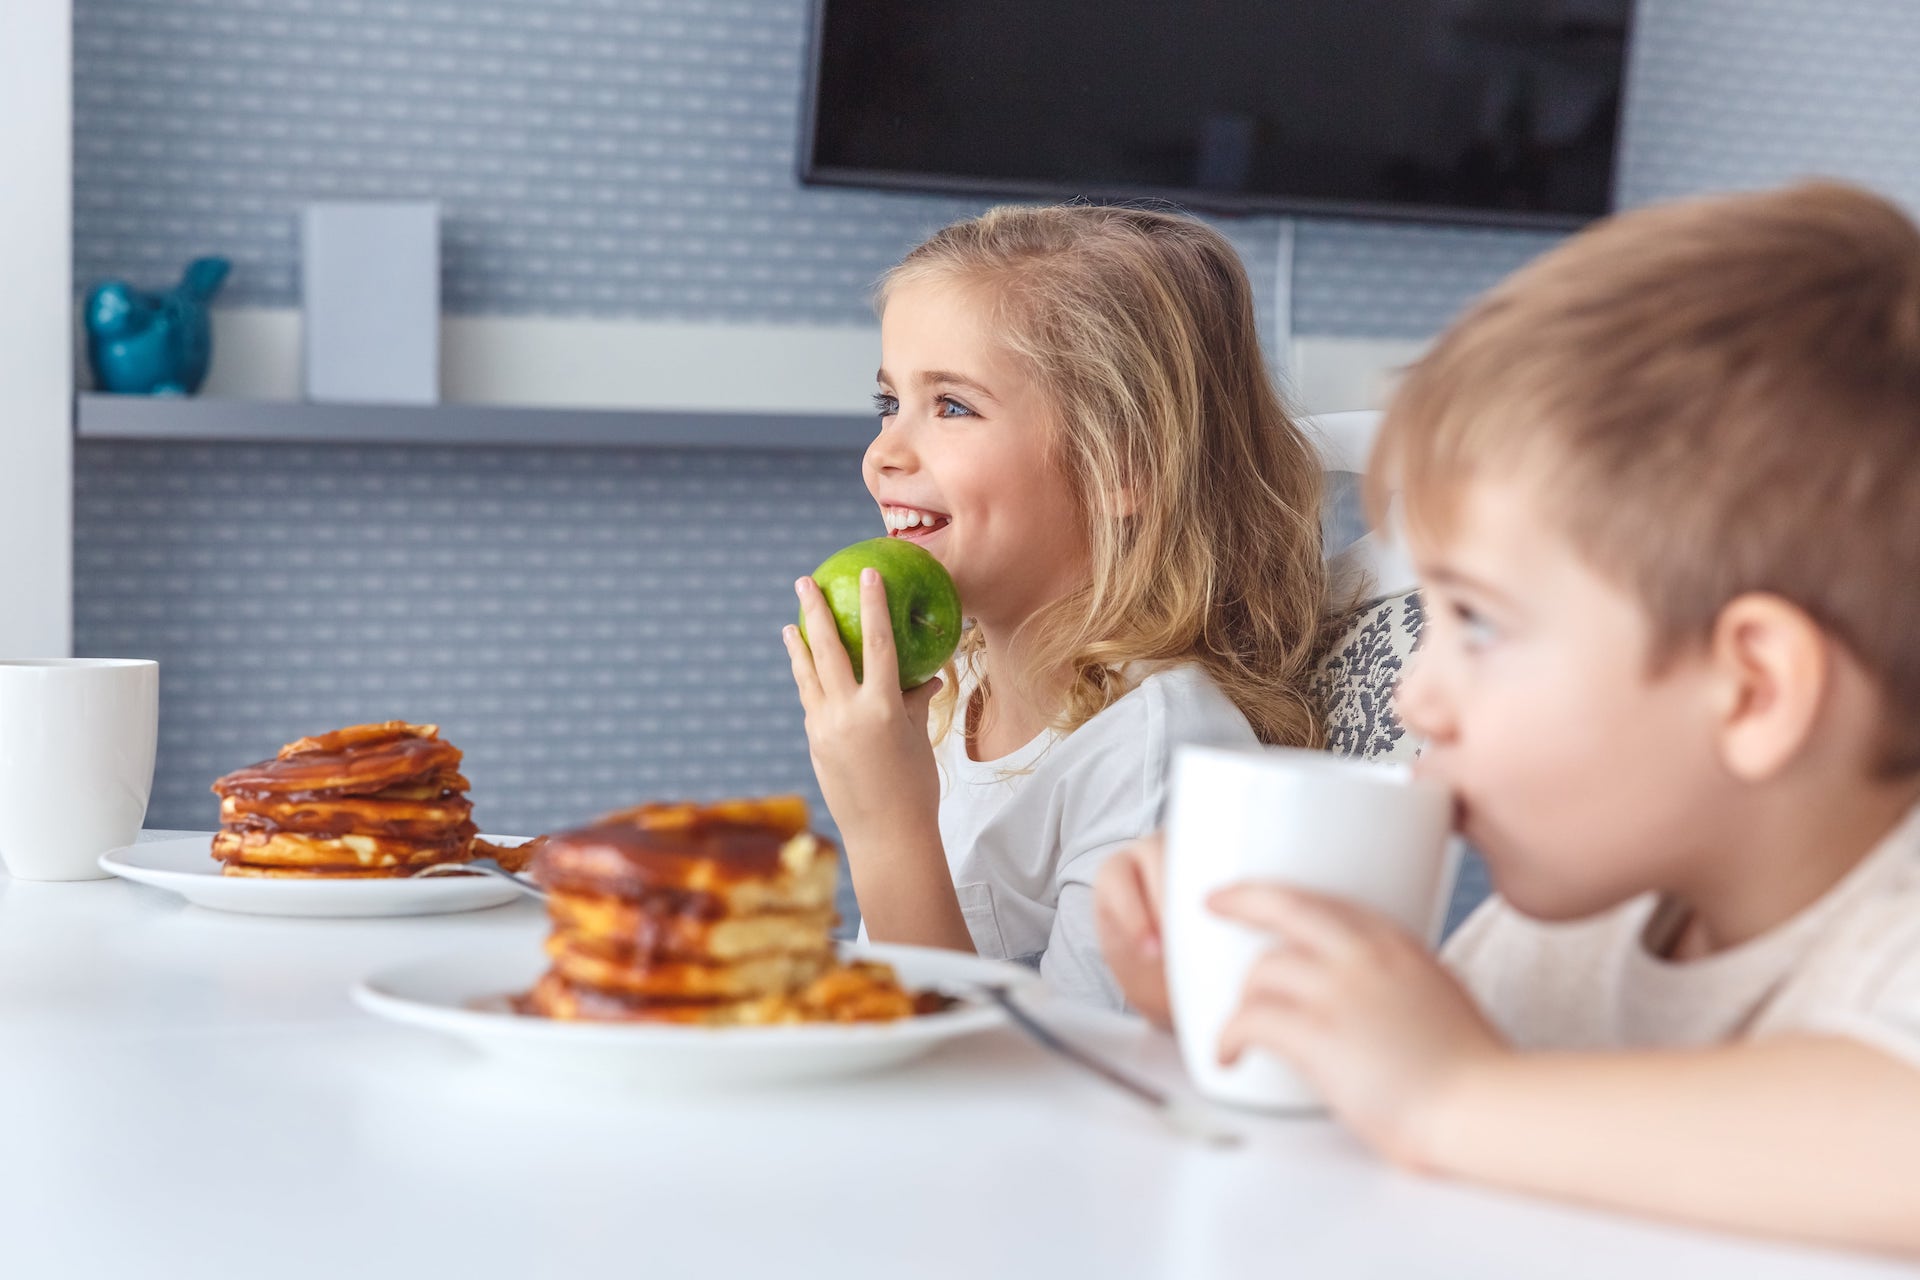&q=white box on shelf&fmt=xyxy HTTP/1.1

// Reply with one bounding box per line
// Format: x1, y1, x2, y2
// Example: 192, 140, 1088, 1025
301, 201, 440, 404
